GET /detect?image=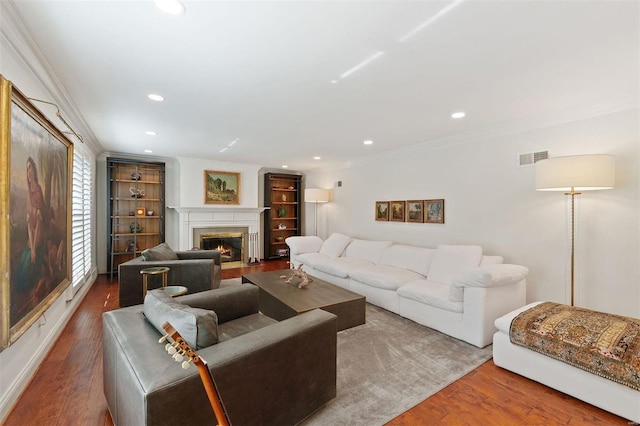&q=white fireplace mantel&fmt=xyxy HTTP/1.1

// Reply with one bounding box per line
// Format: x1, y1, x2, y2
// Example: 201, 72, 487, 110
167, 206, 269, 251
